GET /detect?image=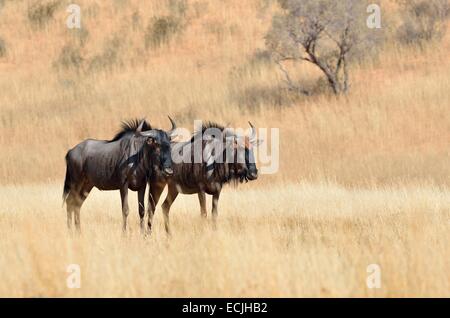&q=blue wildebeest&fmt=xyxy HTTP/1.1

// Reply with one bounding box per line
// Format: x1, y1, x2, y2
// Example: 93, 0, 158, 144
147, 122, 261, 234
62, 118, 177, 232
